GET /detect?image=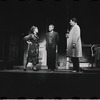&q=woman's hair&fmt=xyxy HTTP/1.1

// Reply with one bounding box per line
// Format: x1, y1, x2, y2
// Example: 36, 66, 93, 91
29, 26, 38, 34
70, 18, 77, 23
